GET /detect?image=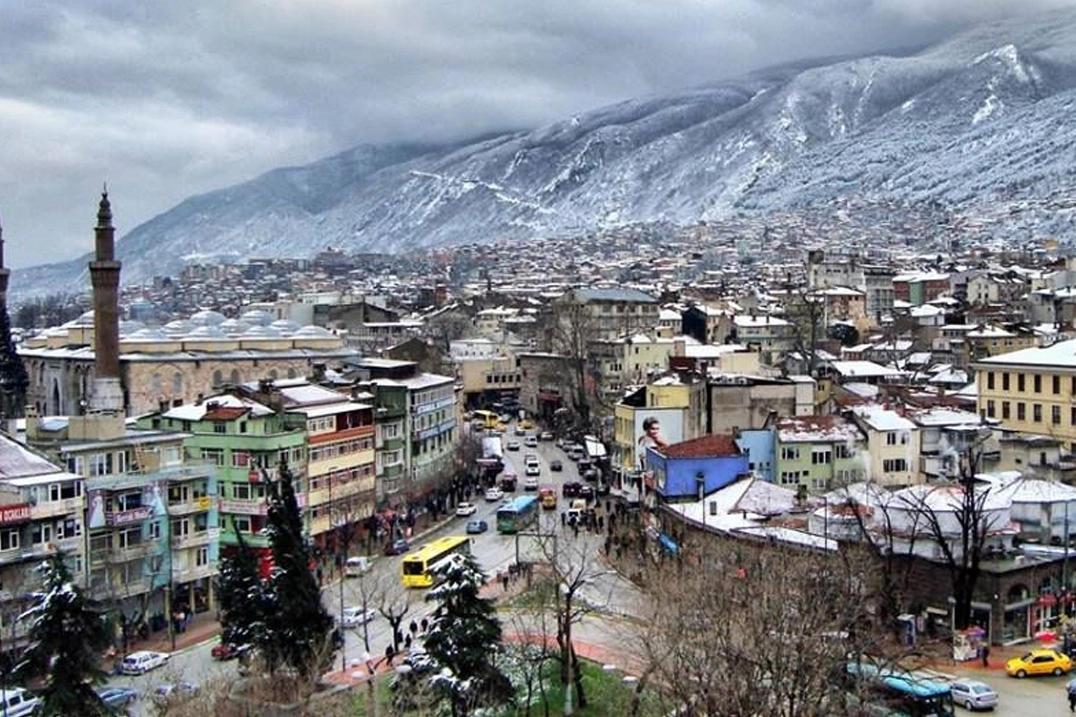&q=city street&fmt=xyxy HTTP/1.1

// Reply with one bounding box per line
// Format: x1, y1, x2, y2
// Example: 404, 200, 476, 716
104, 421, 642, 715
